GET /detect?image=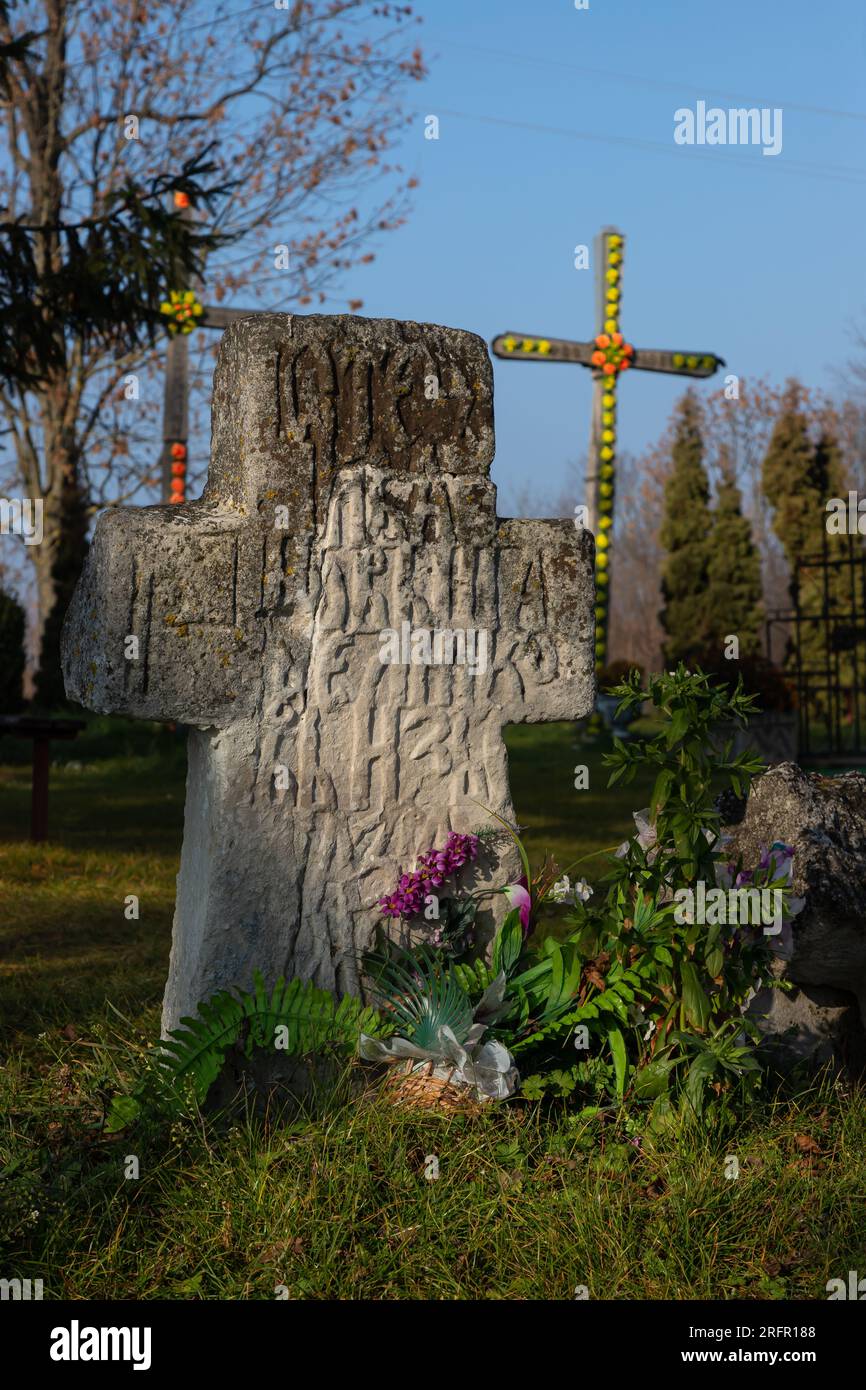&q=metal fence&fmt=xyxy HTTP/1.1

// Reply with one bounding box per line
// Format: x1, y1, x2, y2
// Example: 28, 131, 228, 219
765, 530, 866, 764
